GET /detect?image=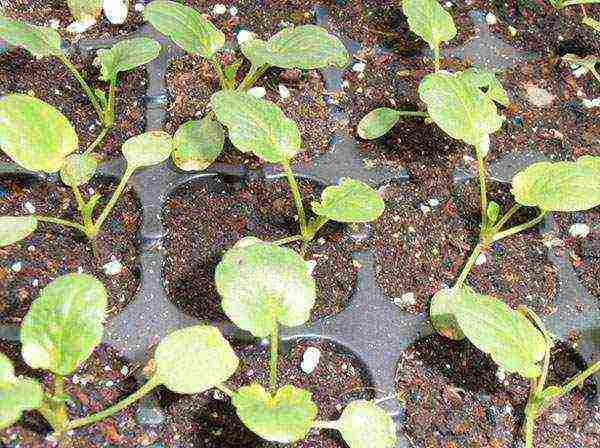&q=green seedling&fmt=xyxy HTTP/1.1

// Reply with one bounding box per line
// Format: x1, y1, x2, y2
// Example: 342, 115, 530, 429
67, 0, 129, 29
563, 53, 600, 84
0, 16, 159, 152
0, 273, 240, 445
214, 237, 397, 447
0, 94, 174, 255
143, 0, 349, 172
